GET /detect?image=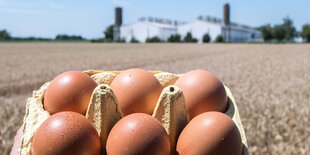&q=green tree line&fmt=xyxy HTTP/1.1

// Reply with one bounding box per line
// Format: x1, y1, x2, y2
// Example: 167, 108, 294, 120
257, 16, 310, 42
0, 30, 85, 41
